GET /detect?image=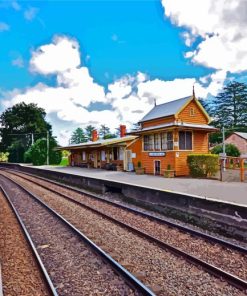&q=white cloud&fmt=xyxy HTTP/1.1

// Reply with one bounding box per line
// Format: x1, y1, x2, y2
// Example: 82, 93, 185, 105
1, 35, 227, 145
24, 7, 38, 21
162, 0, 247, 73
0, 22, 9, 32
30, 36, 81, 75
